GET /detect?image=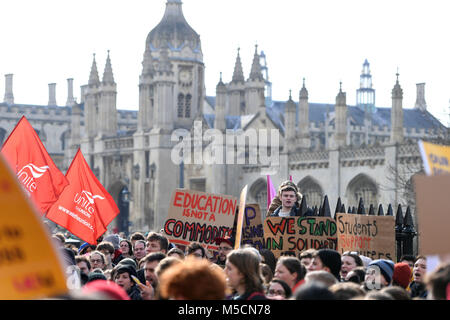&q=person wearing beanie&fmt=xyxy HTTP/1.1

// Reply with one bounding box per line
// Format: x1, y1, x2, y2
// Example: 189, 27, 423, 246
87, 269, 107, 283
104, 234, 124, 265
393, 262, 412, 289
269, 184, 302, 217
308, 249, 342, 281
365, 259, 395, 290
113, 264, 142, 300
